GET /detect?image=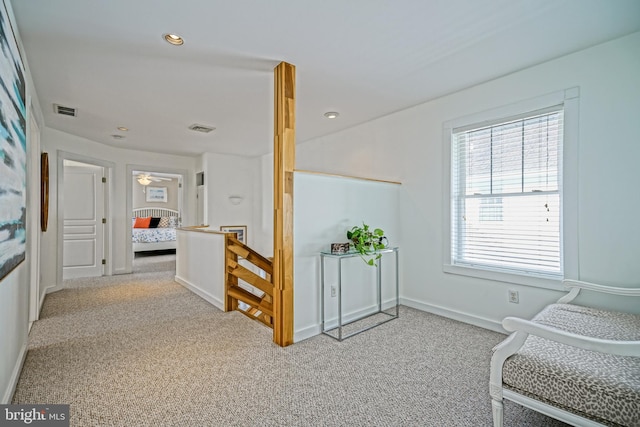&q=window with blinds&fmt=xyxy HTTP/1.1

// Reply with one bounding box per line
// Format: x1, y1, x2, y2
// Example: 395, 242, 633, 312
451, 107, 564, 278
